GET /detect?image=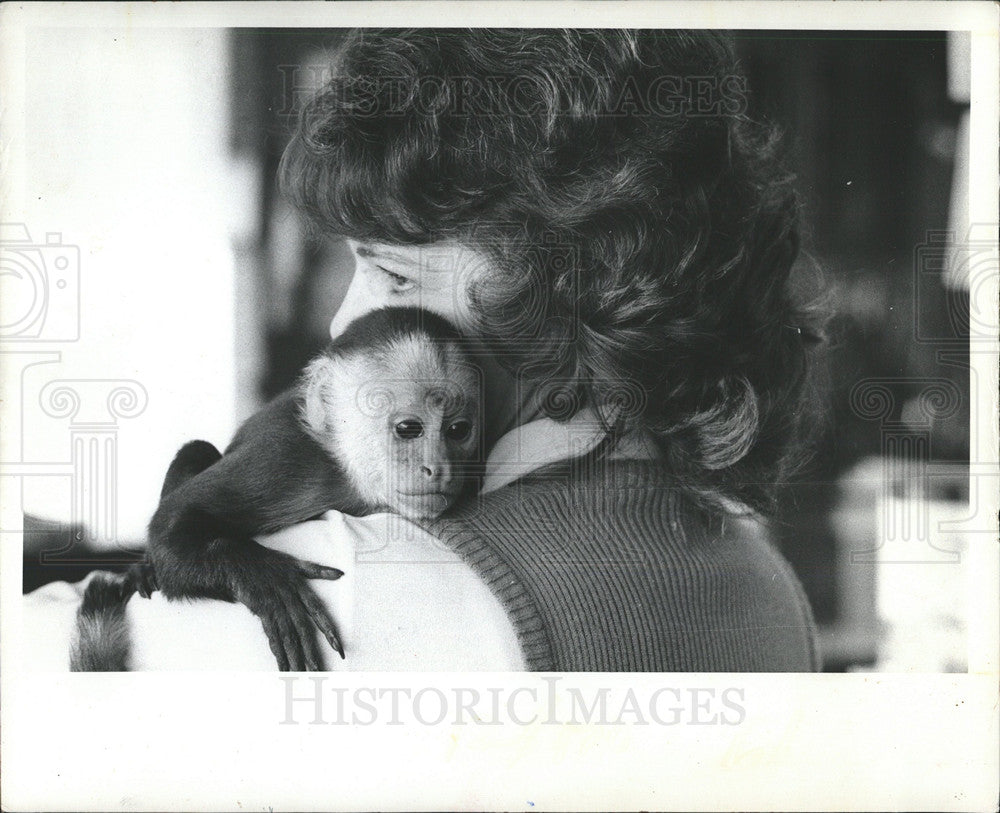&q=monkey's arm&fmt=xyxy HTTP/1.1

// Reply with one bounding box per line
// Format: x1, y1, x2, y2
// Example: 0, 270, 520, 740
128, 438, 225, 599
147, 396, 363, 670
